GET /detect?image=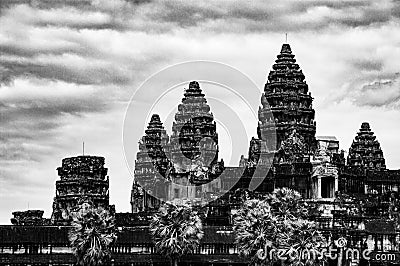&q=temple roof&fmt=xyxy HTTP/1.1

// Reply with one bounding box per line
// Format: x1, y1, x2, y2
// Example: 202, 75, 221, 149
145, 114, 168, 135
267, 43, 305, 83
177, 81, 211, 120
347, 122, 386, 170
147, 114, 163, 128
317, 136, 338, 142
139, 114, 169, 154
173, 81, 215, 127
183, 81, 205, 98
281, 43, 292, 54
